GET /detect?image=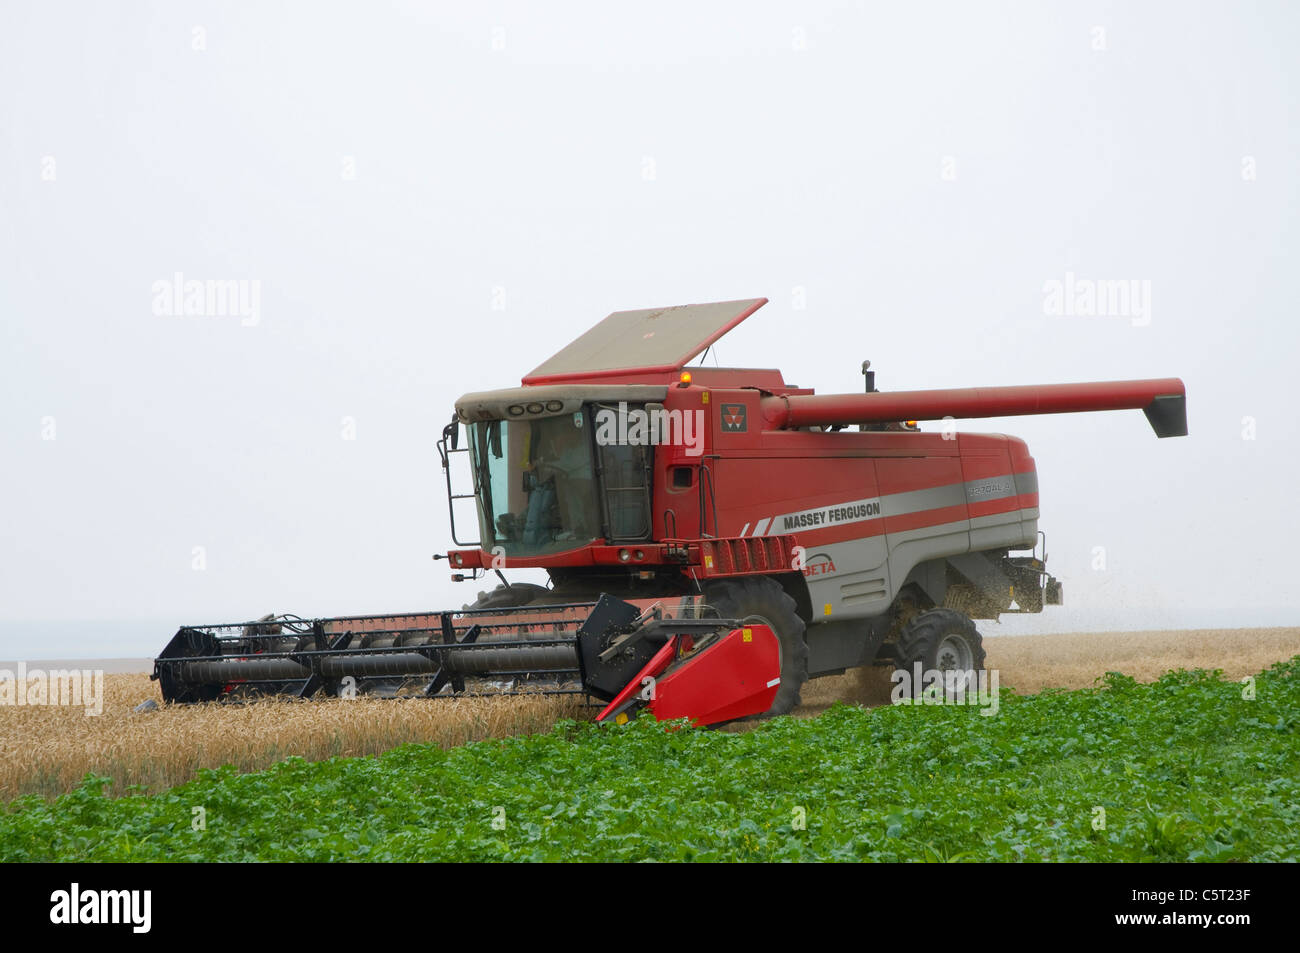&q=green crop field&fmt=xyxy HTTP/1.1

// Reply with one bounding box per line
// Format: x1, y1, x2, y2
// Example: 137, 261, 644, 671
3, 660, 1297, 862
